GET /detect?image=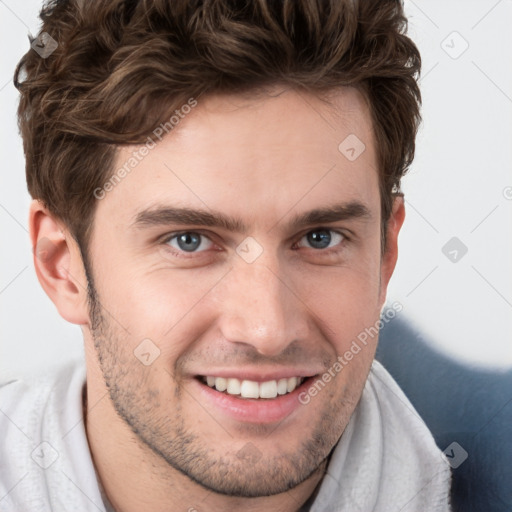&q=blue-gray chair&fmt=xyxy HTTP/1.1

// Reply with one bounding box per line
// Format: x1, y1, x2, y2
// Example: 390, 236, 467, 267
376, 315, 512, 512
